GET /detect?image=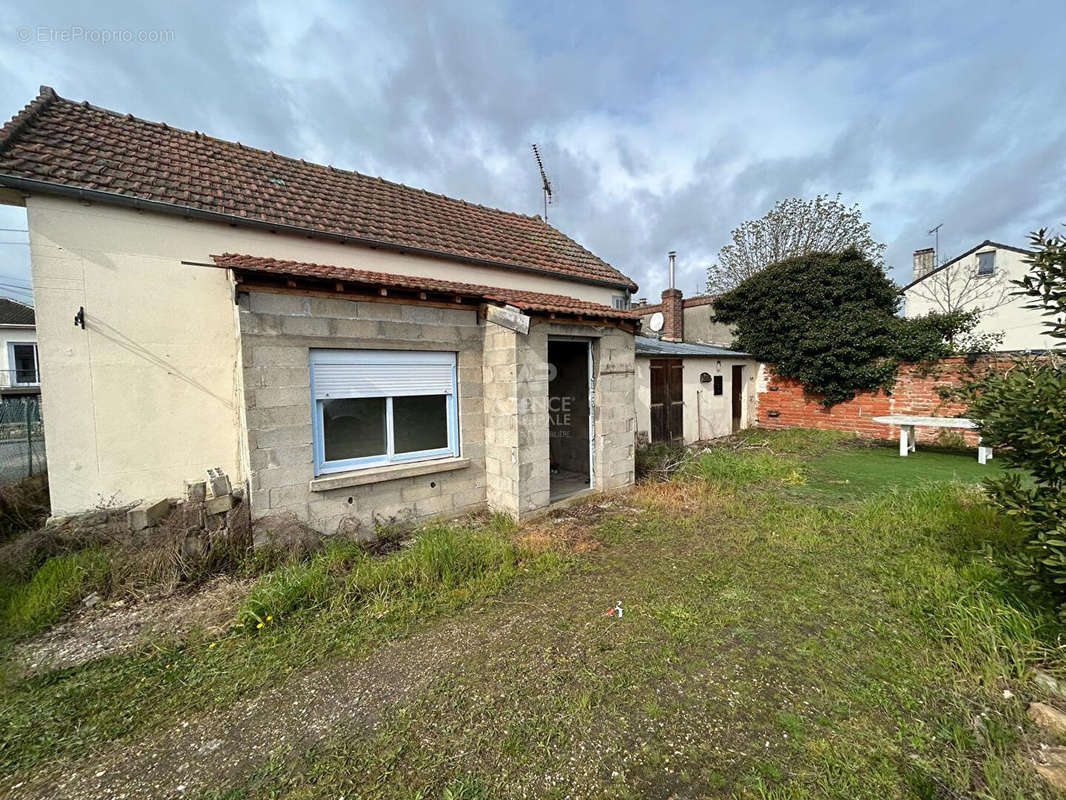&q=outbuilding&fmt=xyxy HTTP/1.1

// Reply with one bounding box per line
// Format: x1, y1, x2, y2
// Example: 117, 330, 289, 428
0, 86, 639, 532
